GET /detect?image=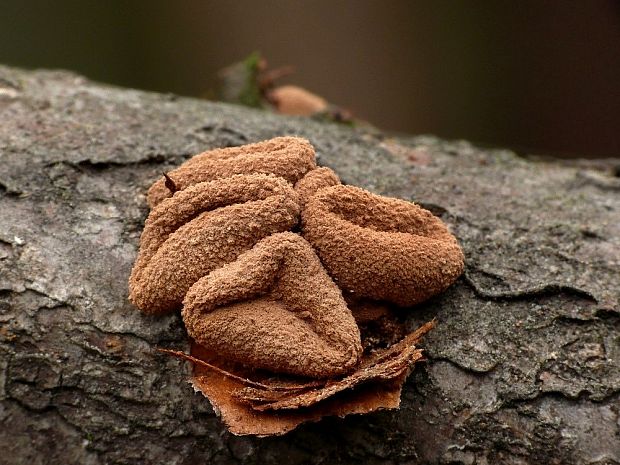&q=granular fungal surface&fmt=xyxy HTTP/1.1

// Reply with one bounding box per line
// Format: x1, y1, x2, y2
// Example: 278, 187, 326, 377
128, 136, 464, 435
303, 184, 464, 306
